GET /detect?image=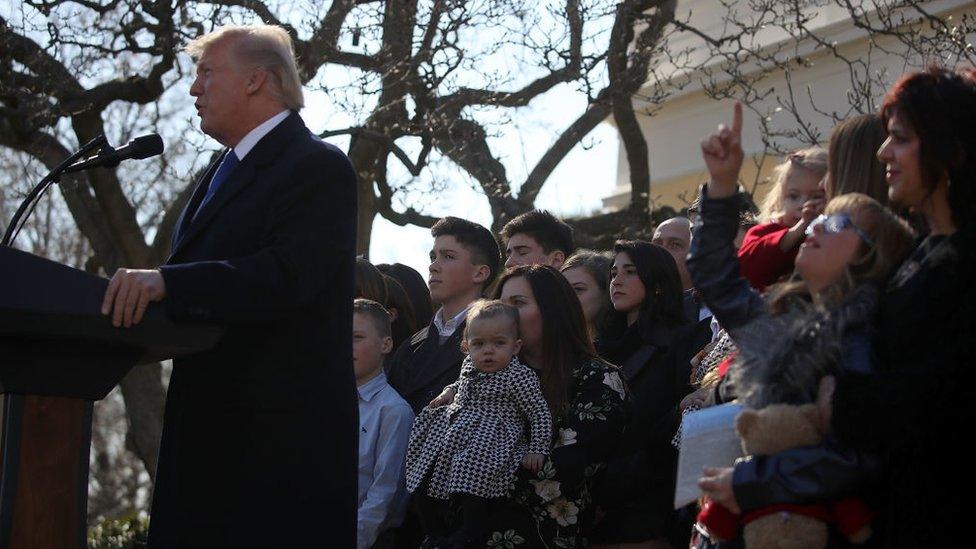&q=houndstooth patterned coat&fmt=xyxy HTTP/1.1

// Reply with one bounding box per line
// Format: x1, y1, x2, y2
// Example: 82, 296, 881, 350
405, 356, 552, 499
